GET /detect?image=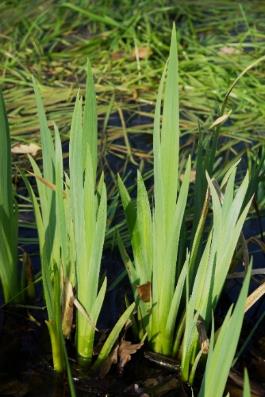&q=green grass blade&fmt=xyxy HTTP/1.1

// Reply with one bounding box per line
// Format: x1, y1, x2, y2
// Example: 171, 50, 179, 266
160, 25, 179, 232
117, 174, 136, 235
198, 266, 251, 397
243, 369, 251, 397
0, 89, 12, 213
84, 59, 97, 180
32, 78, 54, 182
54, 124, 69, 277
0, 89, 19, 302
